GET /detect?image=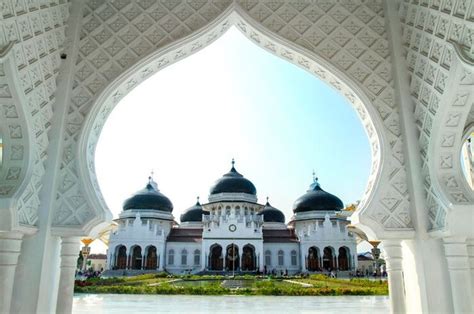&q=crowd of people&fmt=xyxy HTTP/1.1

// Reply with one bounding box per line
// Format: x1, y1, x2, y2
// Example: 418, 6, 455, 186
75, 268, 103, 279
